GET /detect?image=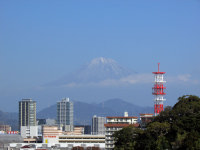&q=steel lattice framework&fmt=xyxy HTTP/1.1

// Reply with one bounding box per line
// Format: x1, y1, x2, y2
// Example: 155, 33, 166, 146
152, 63, 166, 116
